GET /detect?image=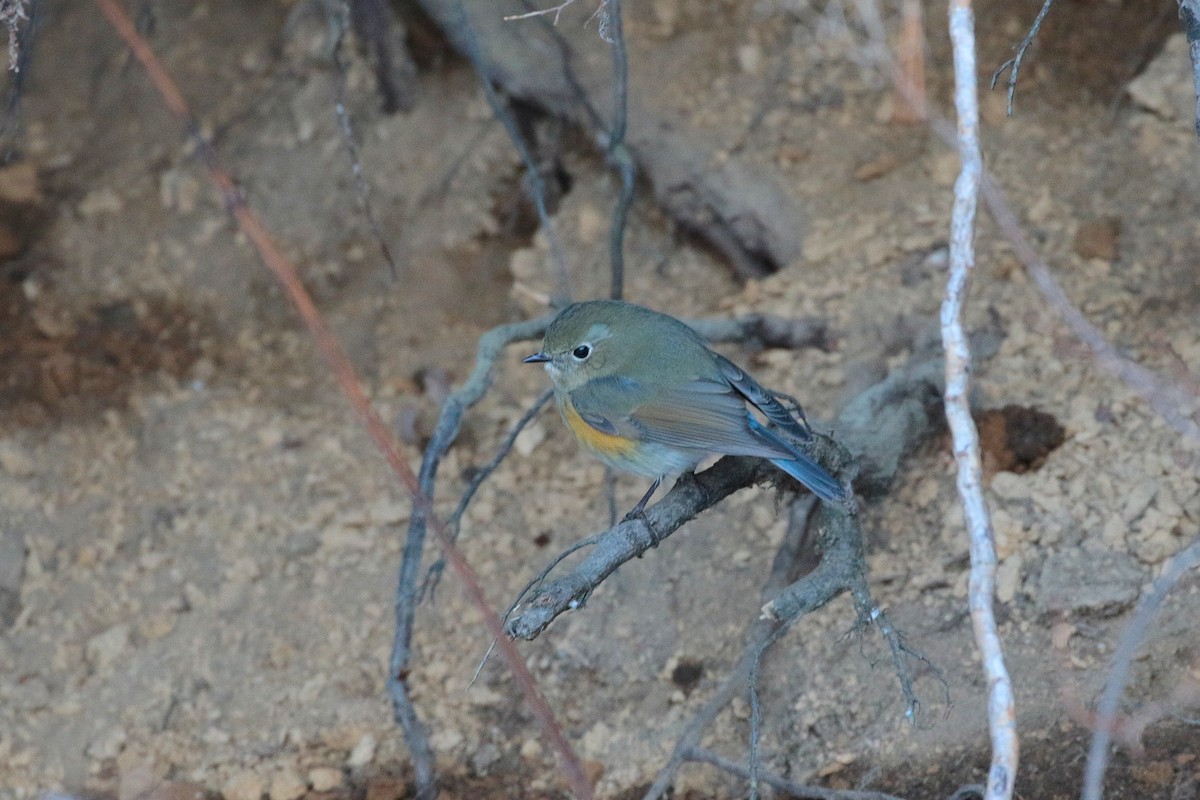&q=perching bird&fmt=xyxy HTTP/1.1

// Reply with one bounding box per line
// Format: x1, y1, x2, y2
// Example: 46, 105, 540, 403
523, 300, 848, 514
